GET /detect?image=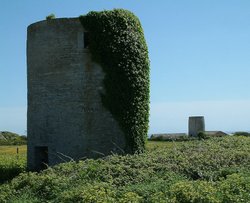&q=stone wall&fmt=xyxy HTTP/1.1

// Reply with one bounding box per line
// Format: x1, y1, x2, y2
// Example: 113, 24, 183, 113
27, 18, 126, 170
188, 116, 205, 137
